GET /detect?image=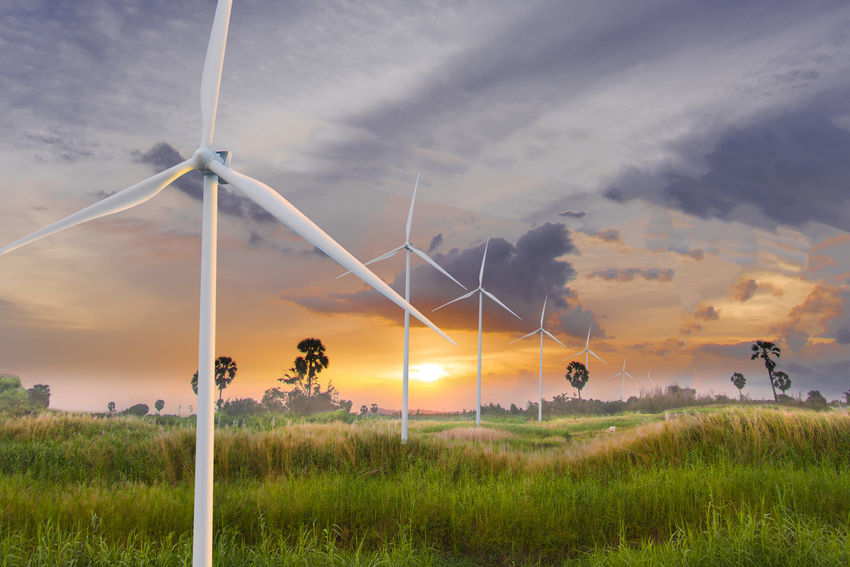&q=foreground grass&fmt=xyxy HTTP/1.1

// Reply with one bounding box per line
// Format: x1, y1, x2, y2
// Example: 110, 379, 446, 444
1, 407, 849, 565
